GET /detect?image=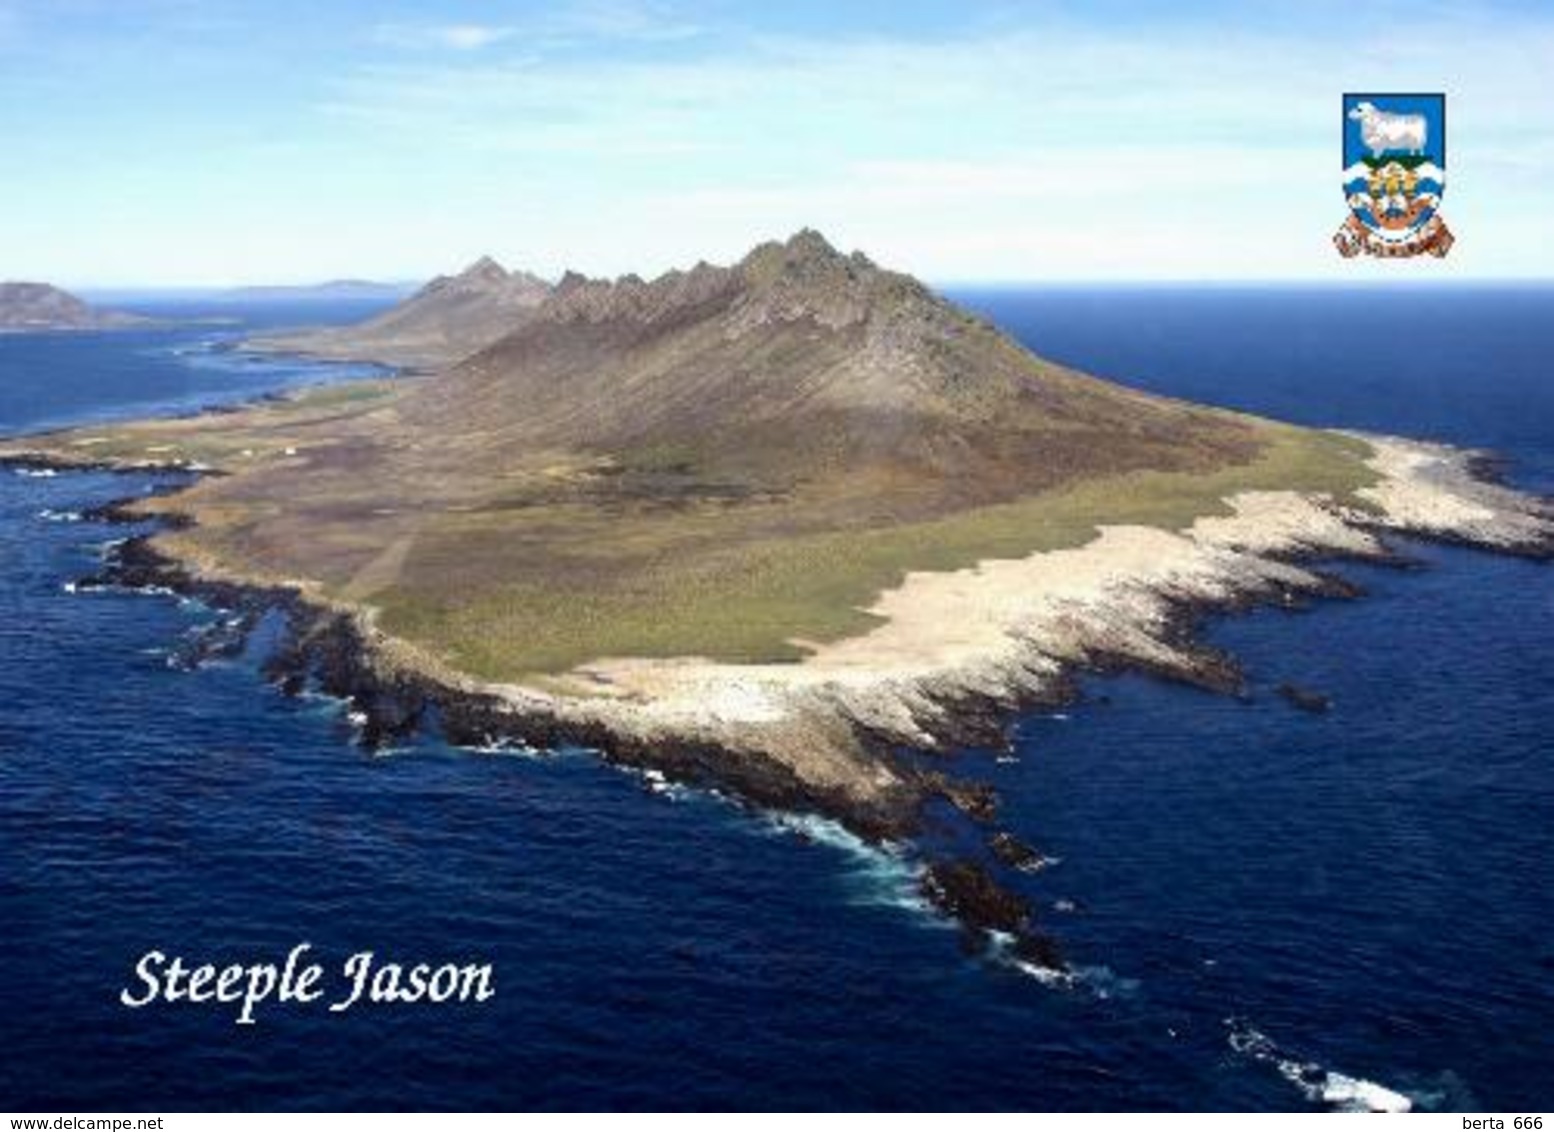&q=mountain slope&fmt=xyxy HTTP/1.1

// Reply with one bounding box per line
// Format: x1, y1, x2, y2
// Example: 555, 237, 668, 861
247, 256, 551, 369
408, 230, 1258, 508
0, 282, 148, 332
